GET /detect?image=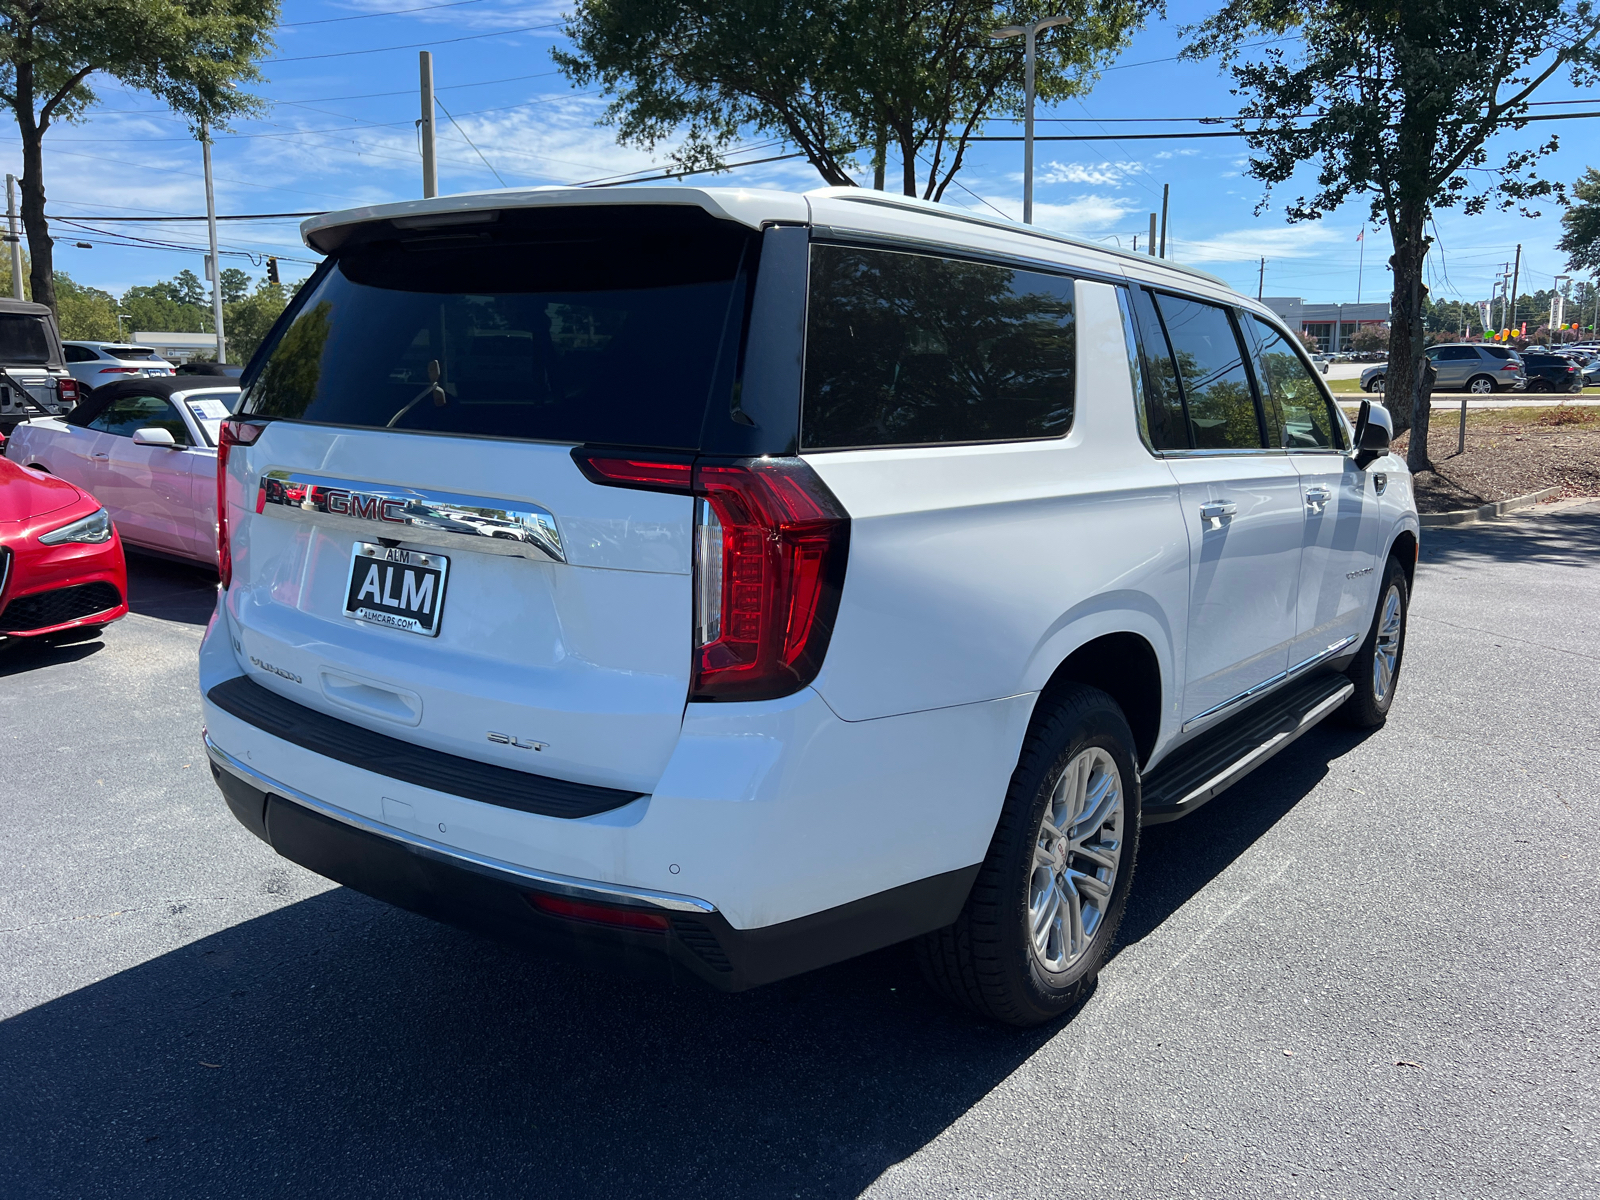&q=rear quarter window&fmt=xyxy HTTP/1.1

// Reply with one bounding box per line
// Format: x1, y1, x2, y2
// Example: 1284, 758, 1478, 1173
800, 244, 1075, 450
0, 314, 53, 364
